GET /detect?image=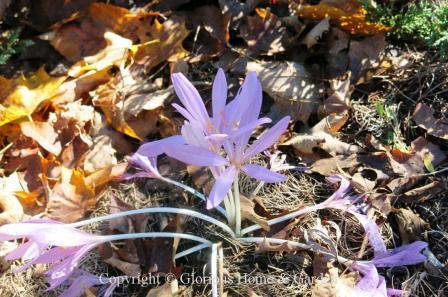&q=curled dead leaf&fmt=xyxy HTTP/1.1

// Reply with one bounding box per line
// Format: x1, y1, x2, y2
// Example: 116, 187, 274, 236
413, 103, 448, 140
255, 238, 300, 253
